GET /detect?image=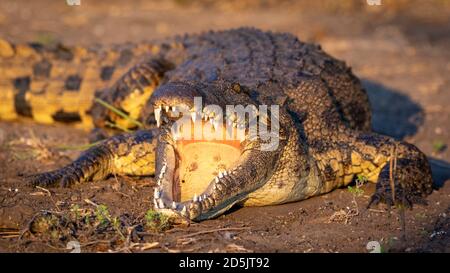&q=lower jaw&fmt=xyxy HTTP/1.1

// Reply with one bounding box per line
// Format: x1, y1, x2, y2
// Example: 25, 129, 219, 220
154, 137, 245, 220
